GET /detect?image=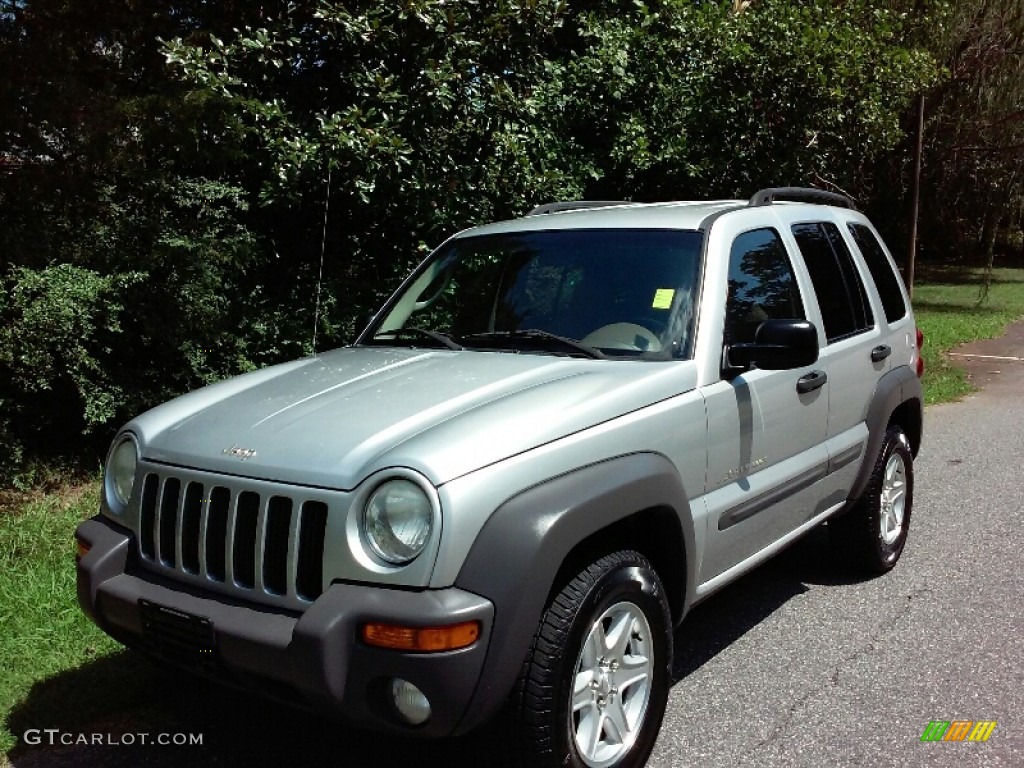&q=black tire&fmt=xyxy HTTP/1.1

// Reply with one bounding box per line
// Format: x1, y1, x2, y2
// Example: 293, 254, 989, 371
830, 425, 914, 574
502, 550, 672, 768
